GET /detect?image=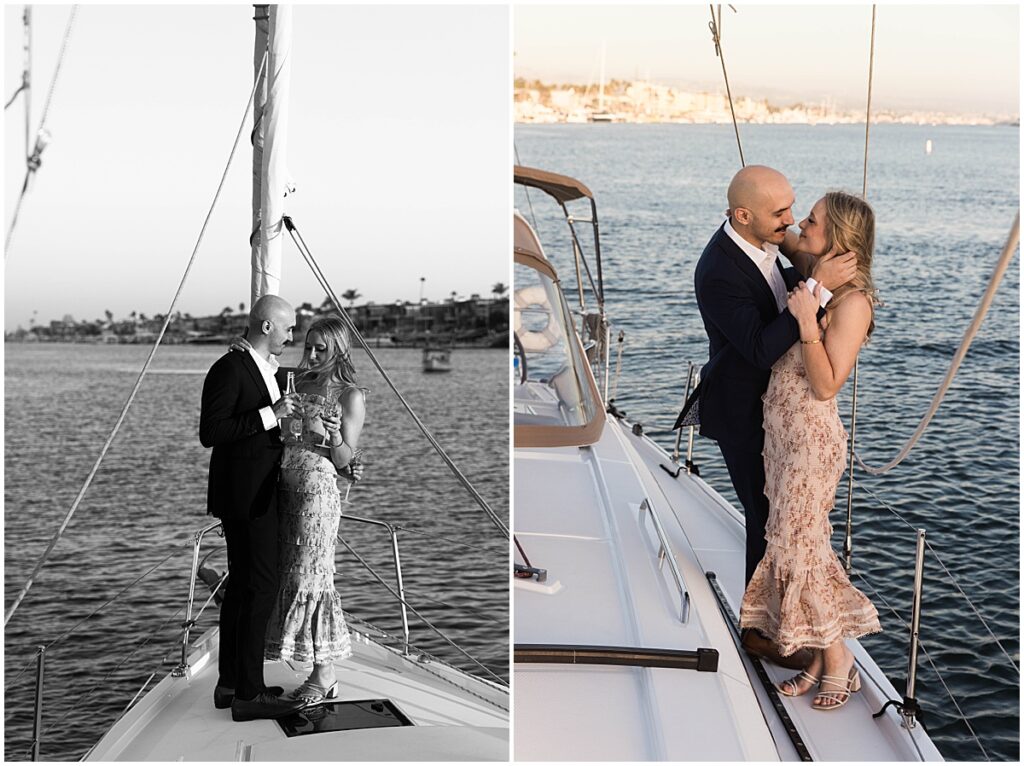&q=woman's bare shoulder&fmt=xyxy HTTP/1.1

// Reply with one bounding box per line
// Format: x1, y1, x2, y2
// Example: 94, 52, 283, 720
830, 290, 873, 332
